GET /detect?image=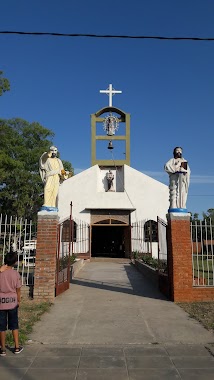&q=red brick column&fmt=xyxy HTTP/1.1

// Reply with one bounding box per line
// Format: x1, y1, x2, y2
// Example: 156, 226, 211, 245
34, 212, 59, 302
167, 213, 192, 302
167, 213, 214, 302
